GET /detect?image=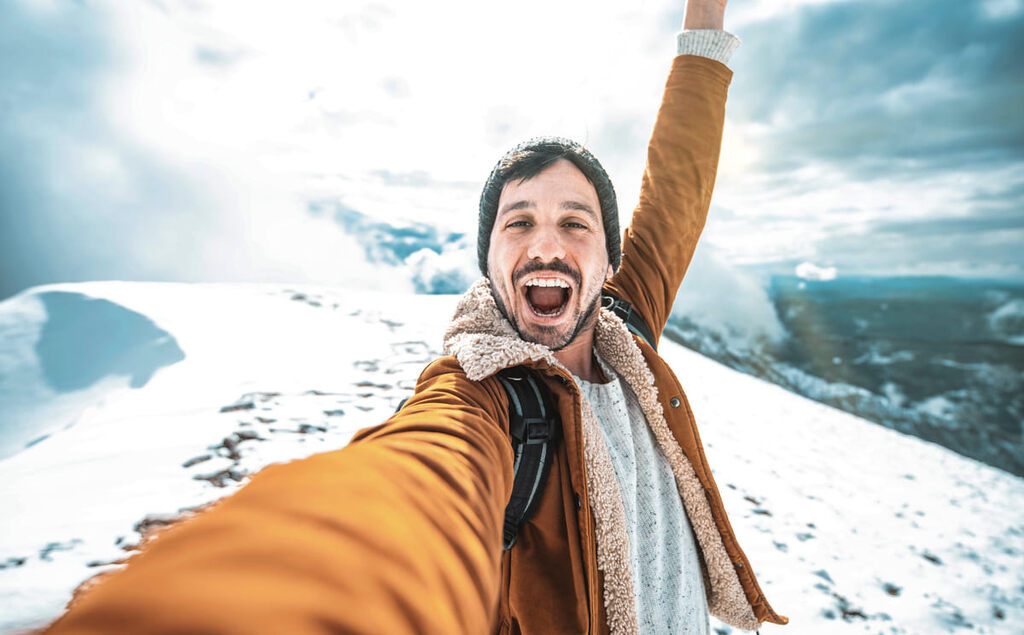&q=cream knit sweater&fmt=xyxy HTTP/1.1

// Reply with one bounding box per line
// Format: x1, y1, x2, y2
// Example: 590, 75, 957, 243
576, 351, 710, 634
